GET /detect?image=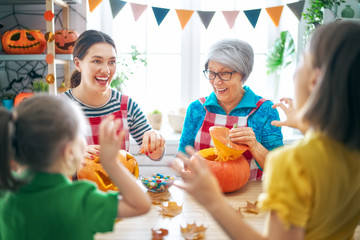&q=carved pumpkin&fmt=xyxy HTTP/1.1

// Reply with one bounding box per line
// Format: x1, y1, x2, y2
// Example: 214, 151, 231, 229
54, 29, 78, 54
77, 150, 139, 192
191, 126, 250, 193
1, 29, 46, 54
